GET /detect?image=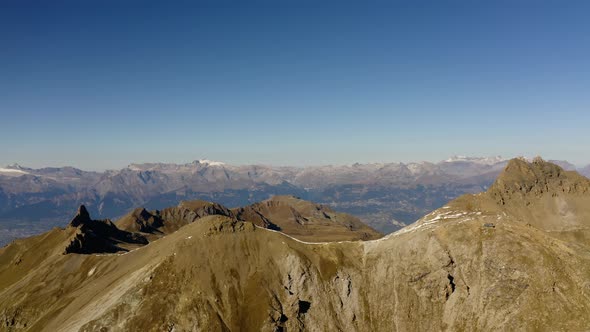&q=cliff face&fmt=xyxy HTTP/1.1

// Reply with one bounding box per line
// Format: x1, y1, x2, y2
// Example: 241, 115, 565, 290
0, 159, 589, 331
